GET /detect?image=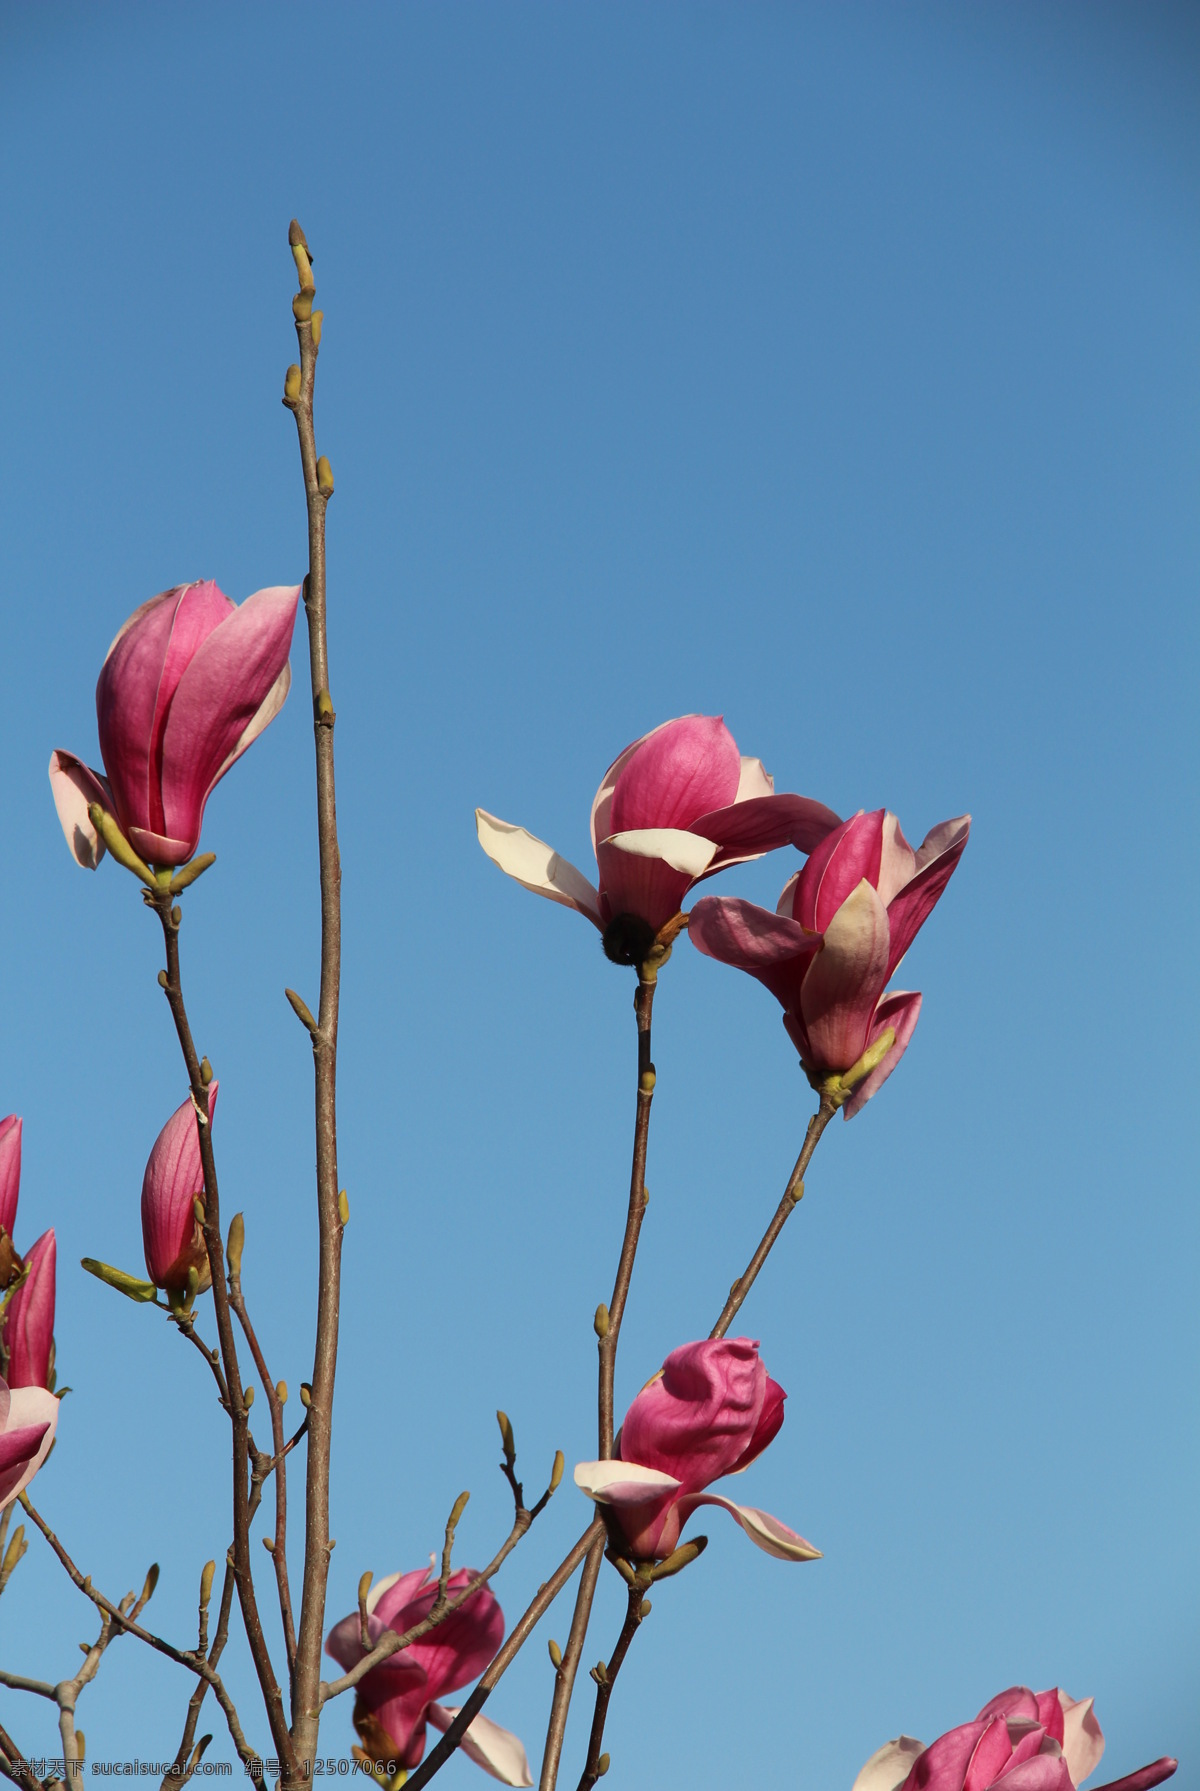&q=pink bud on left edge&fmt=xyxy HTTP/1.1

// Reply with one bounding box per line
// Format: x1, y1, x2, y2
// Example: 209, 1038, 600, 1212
0, 1116, 21, 1239
141, 1085, 218, 1294
3, 1229, 55, 1391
